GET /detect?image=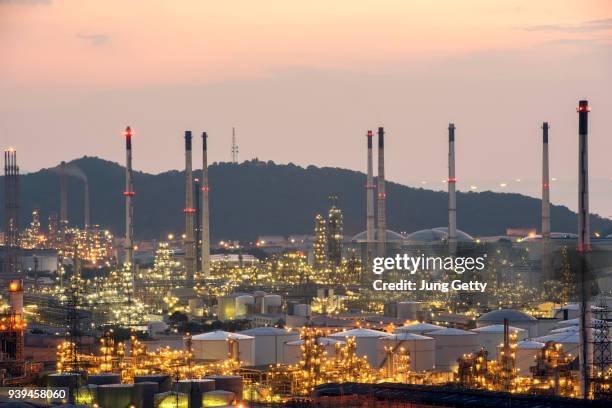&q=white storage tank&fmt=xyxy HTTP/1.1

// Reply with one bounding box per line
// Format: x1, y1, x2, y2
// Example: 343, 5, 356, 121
328, 328, 392, 367
235, 295, 255, 317
379, 333, 435, 372
427, 328, 479, 372
396, 302, 422, 320
283, 337, 345, 365
470, 324, 527, 359
533, 330, 582, 356
262, 294, 282, 314
191, 330, 255, 366
477, 309, 538, 337
506, 340, 544, 375
395, 322, 445, 335
294, 304, 311, 317
238, 327, 299, 366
